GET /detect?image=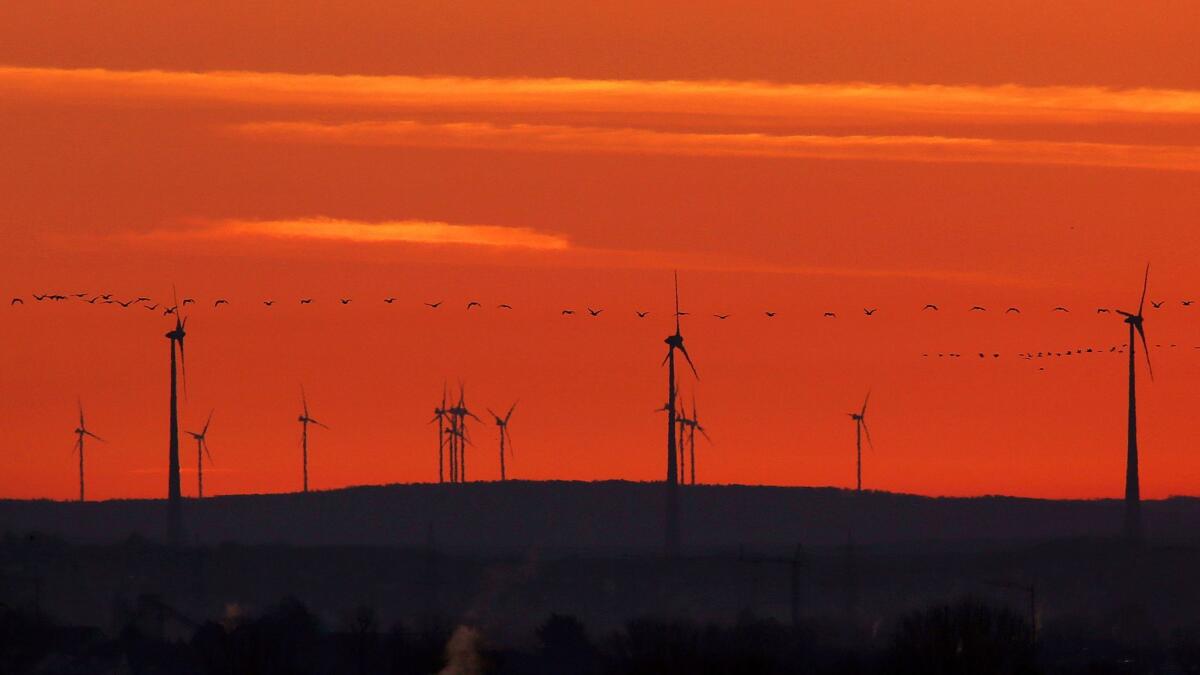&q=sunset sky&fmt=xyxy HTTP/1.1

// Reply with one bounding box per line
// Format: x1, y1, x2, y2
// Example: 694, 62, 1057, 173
3, 2, 1200, 501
